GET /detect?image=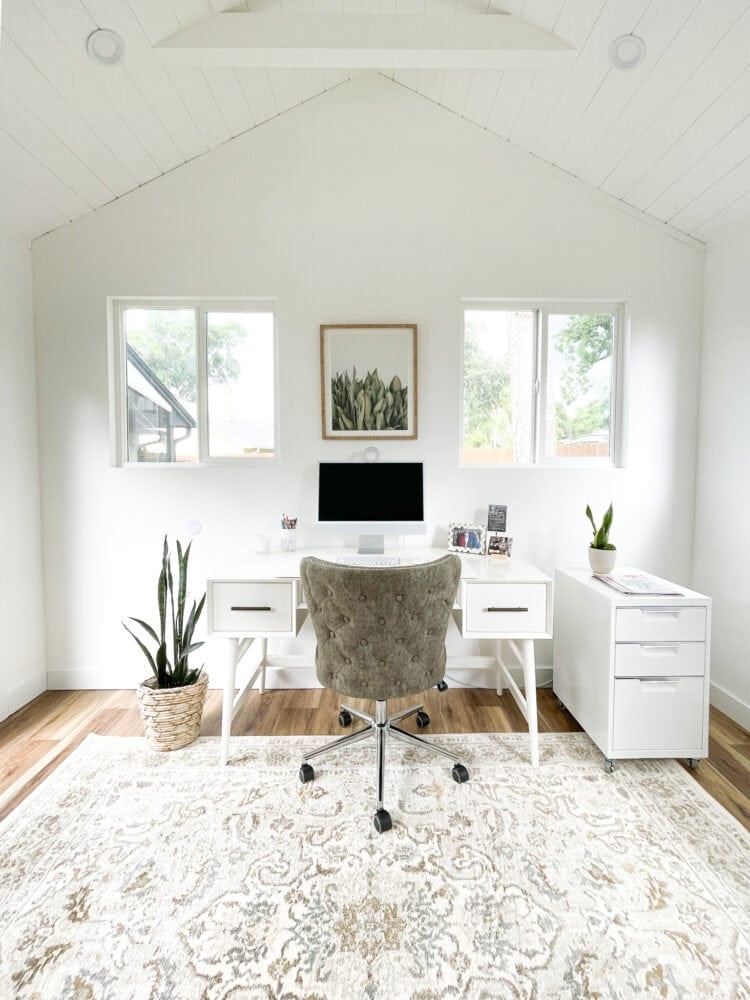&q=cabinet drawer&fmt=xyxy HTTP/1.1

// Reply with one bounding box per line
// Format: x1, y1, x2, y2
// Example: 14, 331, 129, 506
463, 583, 547, 635
211, 581, 294, 633
612, 676, 705, 752
615, 606, 706, 643
615, 642, 705, 678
